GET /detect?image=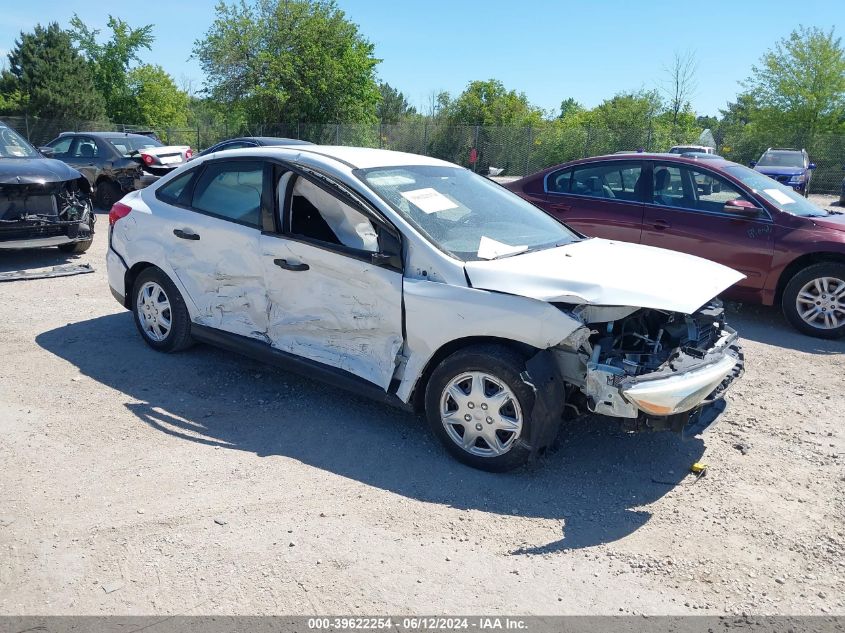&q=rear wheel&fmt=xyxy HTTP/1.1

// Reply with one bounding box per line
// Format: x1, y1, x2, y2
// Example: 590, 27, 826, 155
424, 345, 534, 472
95, 180, 122, 210
782, 262, 845, 339
131, 267, 193, 352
